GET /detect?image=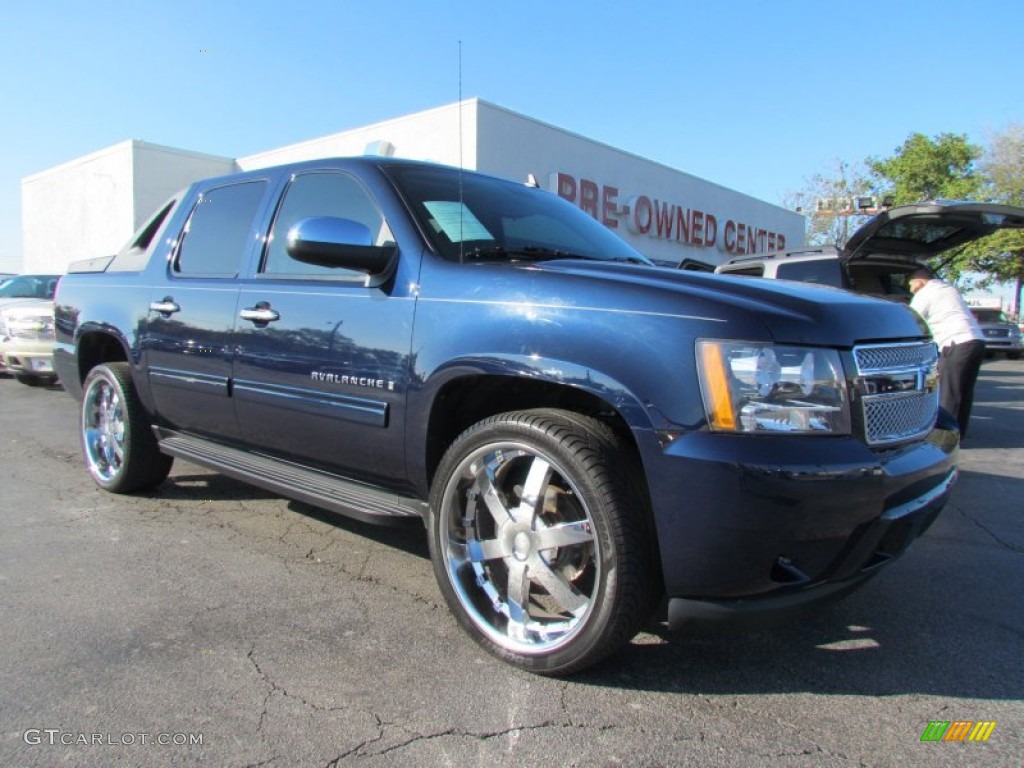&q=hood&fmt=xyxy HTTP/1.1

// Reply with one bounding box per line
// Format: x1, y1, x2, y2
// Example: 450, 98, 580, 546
843, 201, 1024, 263
0, 298, 54, 319
528, 259, 930, 346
